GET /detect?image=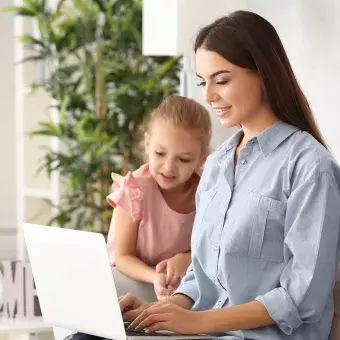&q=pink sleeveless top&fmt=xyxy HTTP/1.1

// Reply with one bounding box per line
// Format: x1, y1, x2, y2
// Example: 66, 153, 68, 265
106, 171, 196, 266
